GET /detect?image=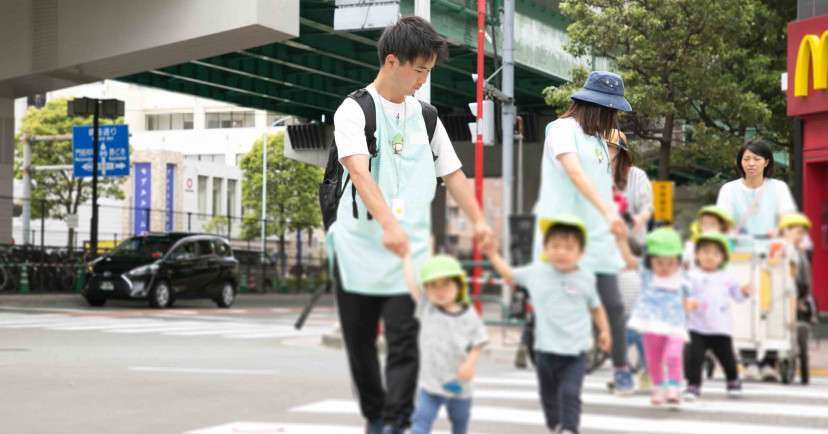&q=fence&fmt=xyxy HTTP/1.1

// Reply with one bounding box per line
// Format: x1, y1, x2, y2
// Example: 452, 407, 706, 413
3, 195, 329, 293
